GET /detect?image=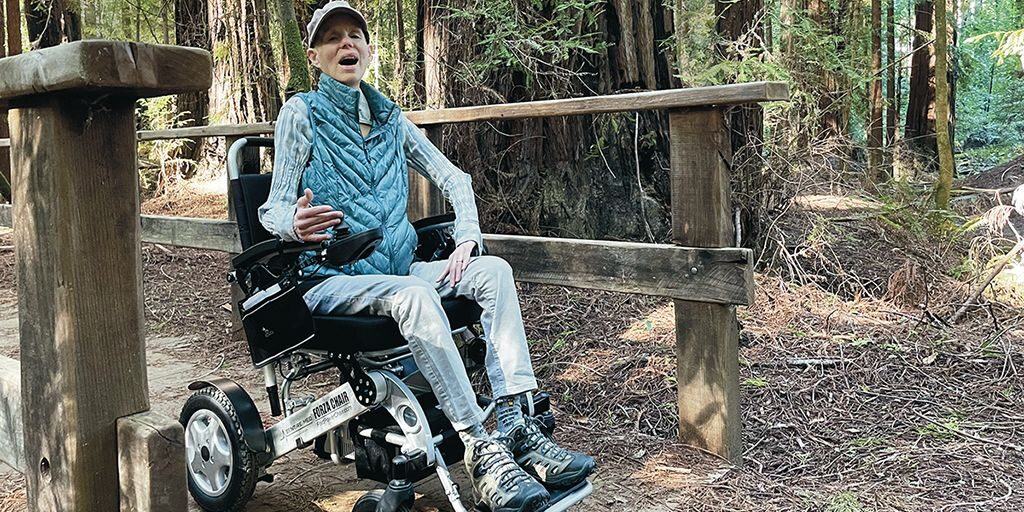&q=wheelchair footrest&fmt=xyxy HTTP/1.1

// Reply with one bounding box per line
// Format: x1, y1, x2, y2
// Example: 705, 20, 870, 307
541, 480, 593, 512
472, 480, 593, 512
